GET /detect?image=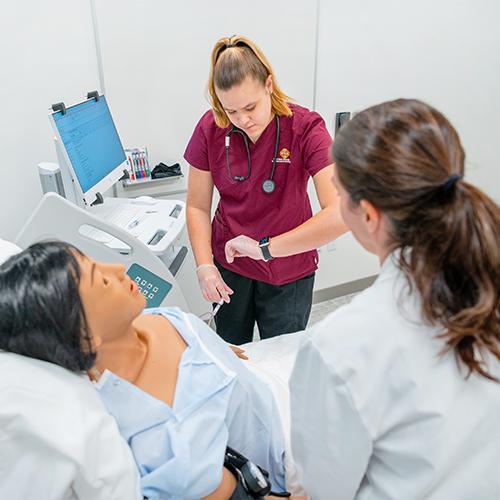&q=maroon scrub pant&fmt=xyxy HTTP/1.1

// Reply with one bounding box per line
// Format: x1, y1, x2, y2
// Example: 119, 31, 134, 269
214, 260, 315, 345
